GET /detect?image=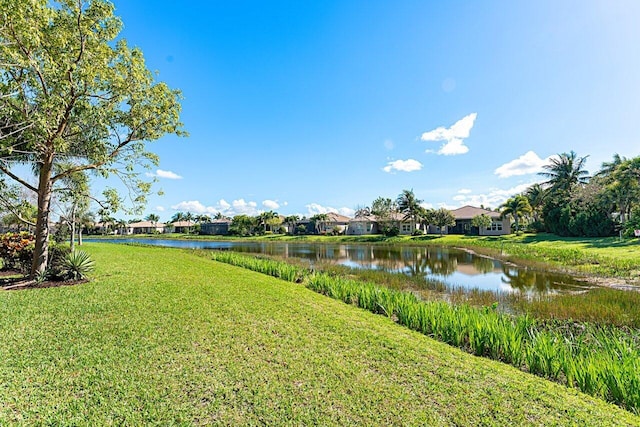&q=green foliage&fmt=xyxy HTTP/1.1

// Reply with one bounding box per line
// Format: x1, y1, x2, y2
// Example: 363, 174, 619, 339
382, 223, 399, 236
0, 232, 35, 273
0, 0, 185, 275
48, 242, 72, 280
63, 250, 95, 280
213, 250, 640, 412
623, 206, 640, 238
229, 215, 257, 236
432, 208, 456, 233
471, 214, 492, 230
500, 195, 532, 233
